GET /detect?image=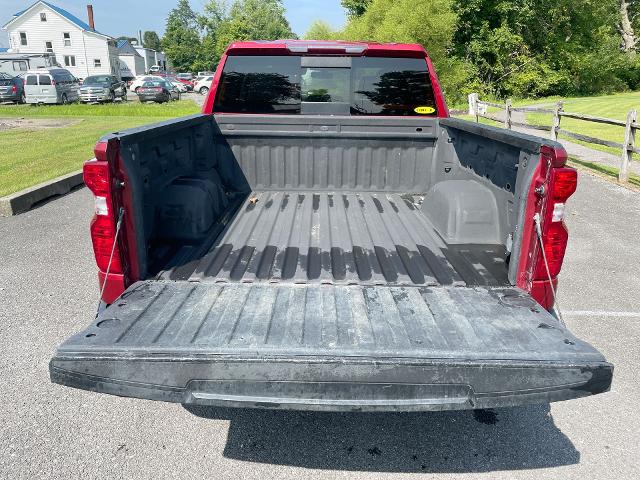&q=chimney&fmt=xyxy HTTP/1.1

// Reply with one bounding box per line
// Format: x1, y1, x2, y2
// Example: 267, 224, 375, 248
87, 5, 95, 30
